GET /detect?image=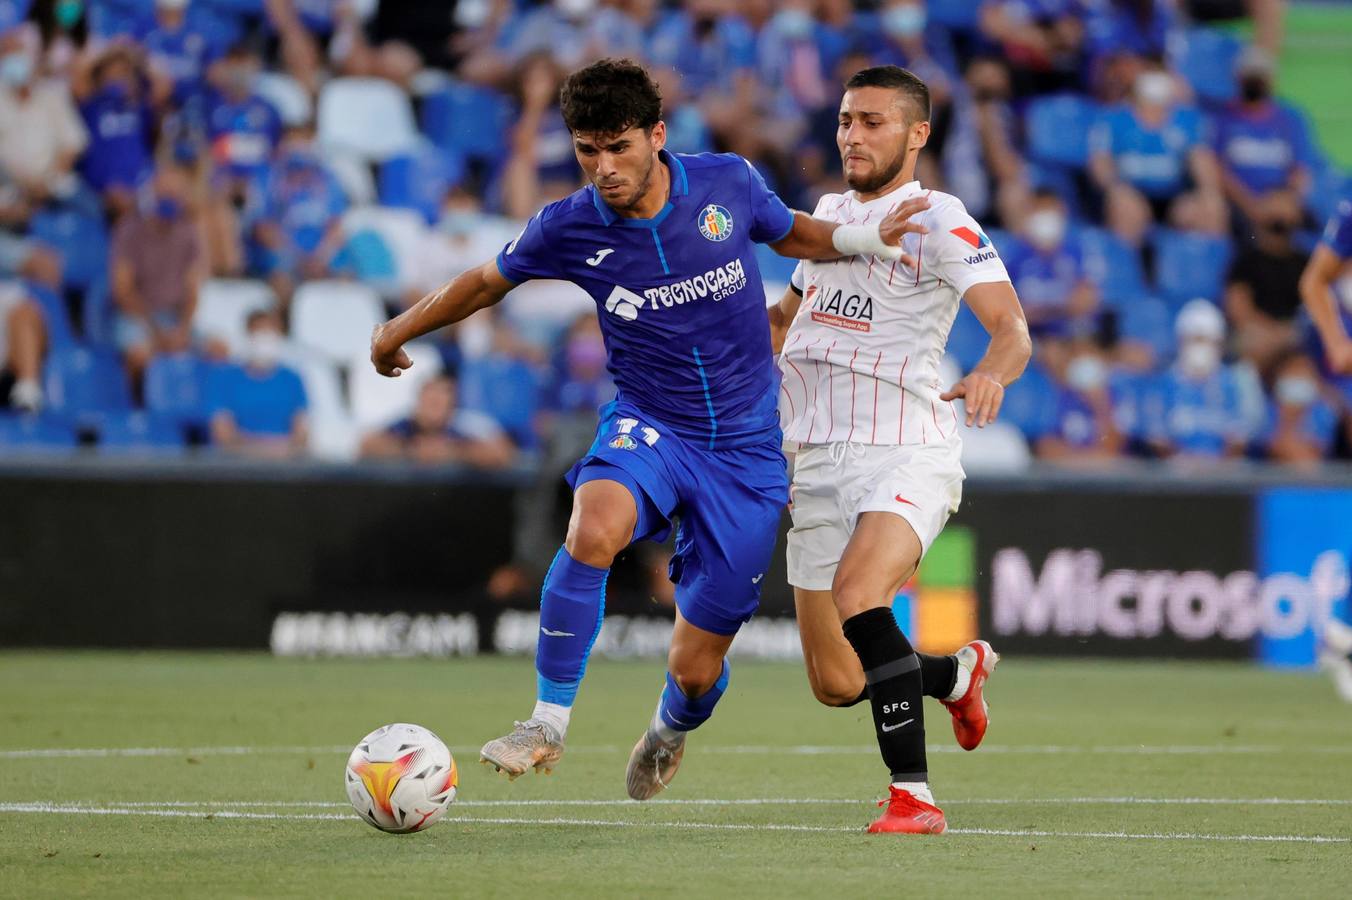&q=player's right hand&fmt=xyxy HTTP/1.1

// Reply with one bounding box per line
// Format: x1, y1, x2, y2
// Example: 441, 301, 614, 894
370, 324, 414, 378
